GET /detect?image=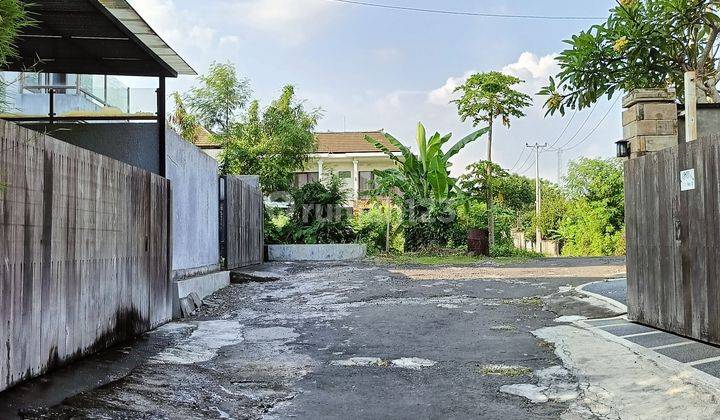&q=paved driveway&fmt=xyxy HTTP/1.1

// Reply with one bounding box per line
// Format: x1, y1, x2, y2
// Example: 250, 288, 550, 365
1, 258, 626, 419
